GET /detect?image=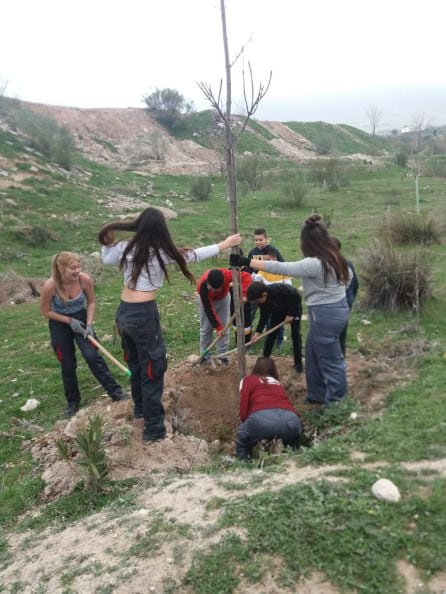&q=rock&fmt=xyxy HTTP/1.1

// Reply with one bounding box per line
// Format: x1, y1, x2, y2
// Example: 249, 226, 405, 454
20, 398, 40, 412
187, 354, 200, 364
371, 478, 401, 502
